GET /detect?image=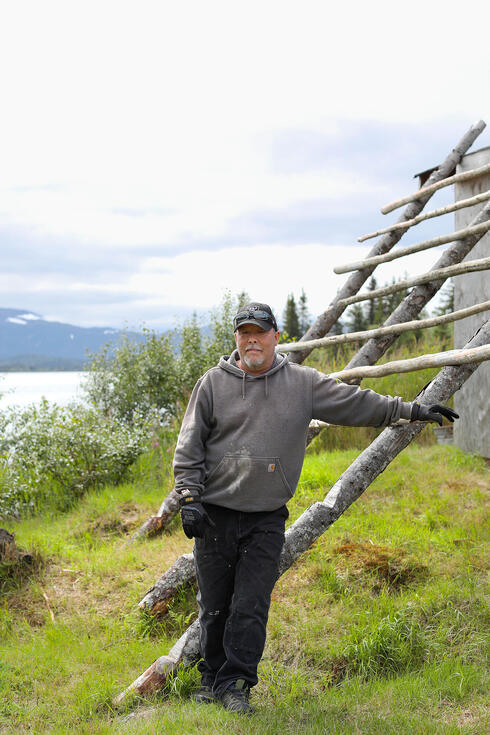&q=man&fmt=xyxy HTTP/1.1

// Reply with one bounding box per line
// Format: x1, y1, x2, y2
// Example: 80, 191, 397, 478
173, 302, 457, 714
